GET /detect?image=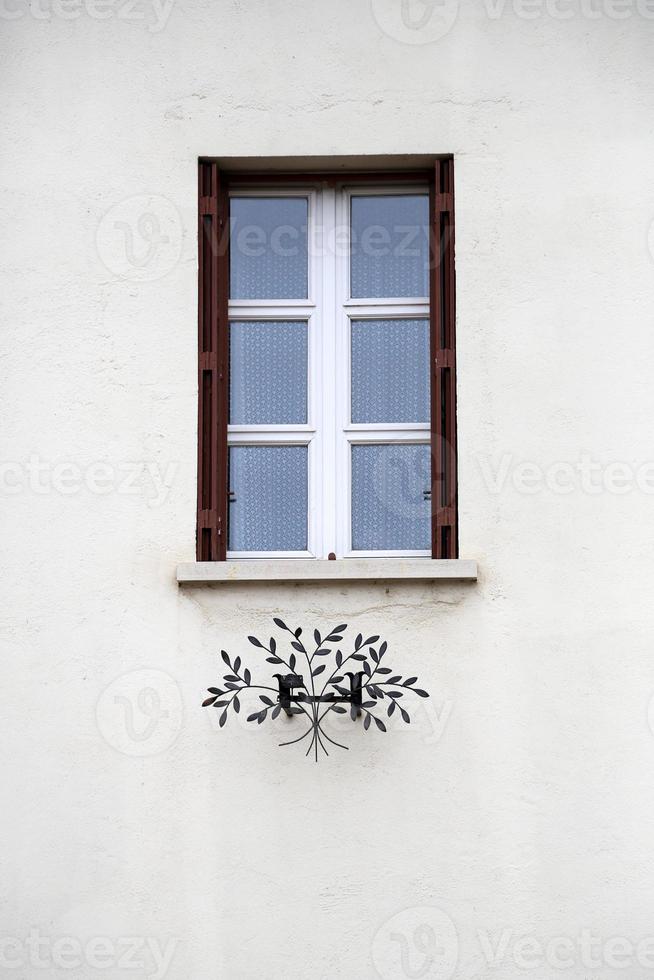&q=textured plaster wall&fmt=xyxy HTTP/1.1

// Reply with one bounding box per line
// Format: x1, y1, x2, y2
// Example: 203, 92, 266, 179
2, 1, 654, 978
